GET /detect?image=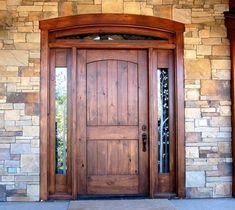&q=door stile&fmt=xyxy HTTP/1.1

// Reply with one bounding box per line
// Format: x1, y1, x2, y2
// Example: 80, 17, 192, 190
148, 48, 158, 197
138, 50, 149, 194
77, 50, 87, 194
49, 49, 56, 194
71, 47, 78, 198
